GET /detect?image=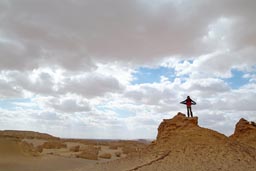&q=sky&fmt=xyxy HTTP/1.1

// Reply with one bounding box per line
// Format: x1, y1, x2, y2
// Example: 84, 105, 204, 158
0, 0, 256, 139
